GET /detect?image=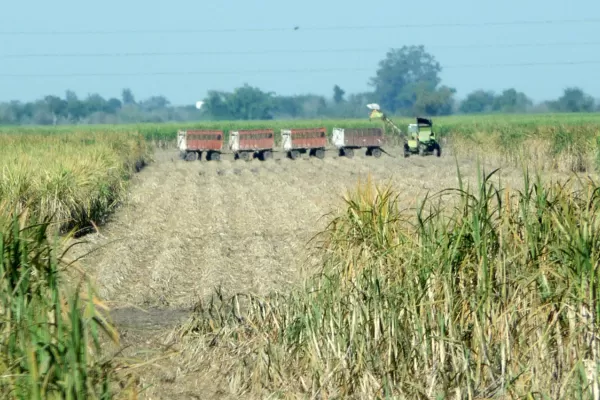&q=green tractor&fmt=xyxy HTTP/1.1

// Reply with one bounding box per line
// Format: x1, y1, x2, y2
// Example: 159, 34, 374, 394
366, 103, 441, 158
404, 117, 441, 158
